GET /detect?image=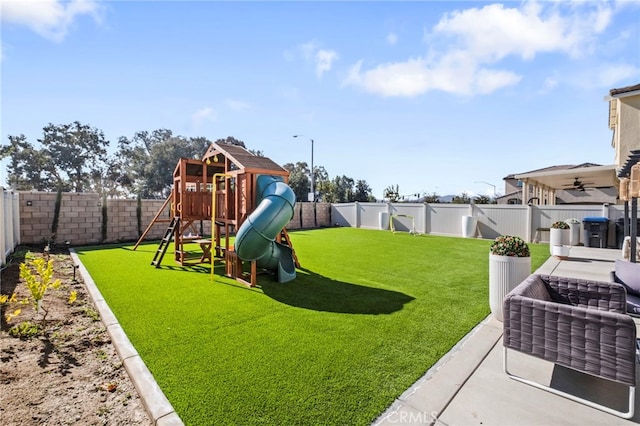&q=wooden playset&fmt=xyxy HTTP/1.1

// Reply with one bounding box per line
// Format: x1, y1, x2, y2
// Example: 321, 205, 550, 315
134, 142, 299, 286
